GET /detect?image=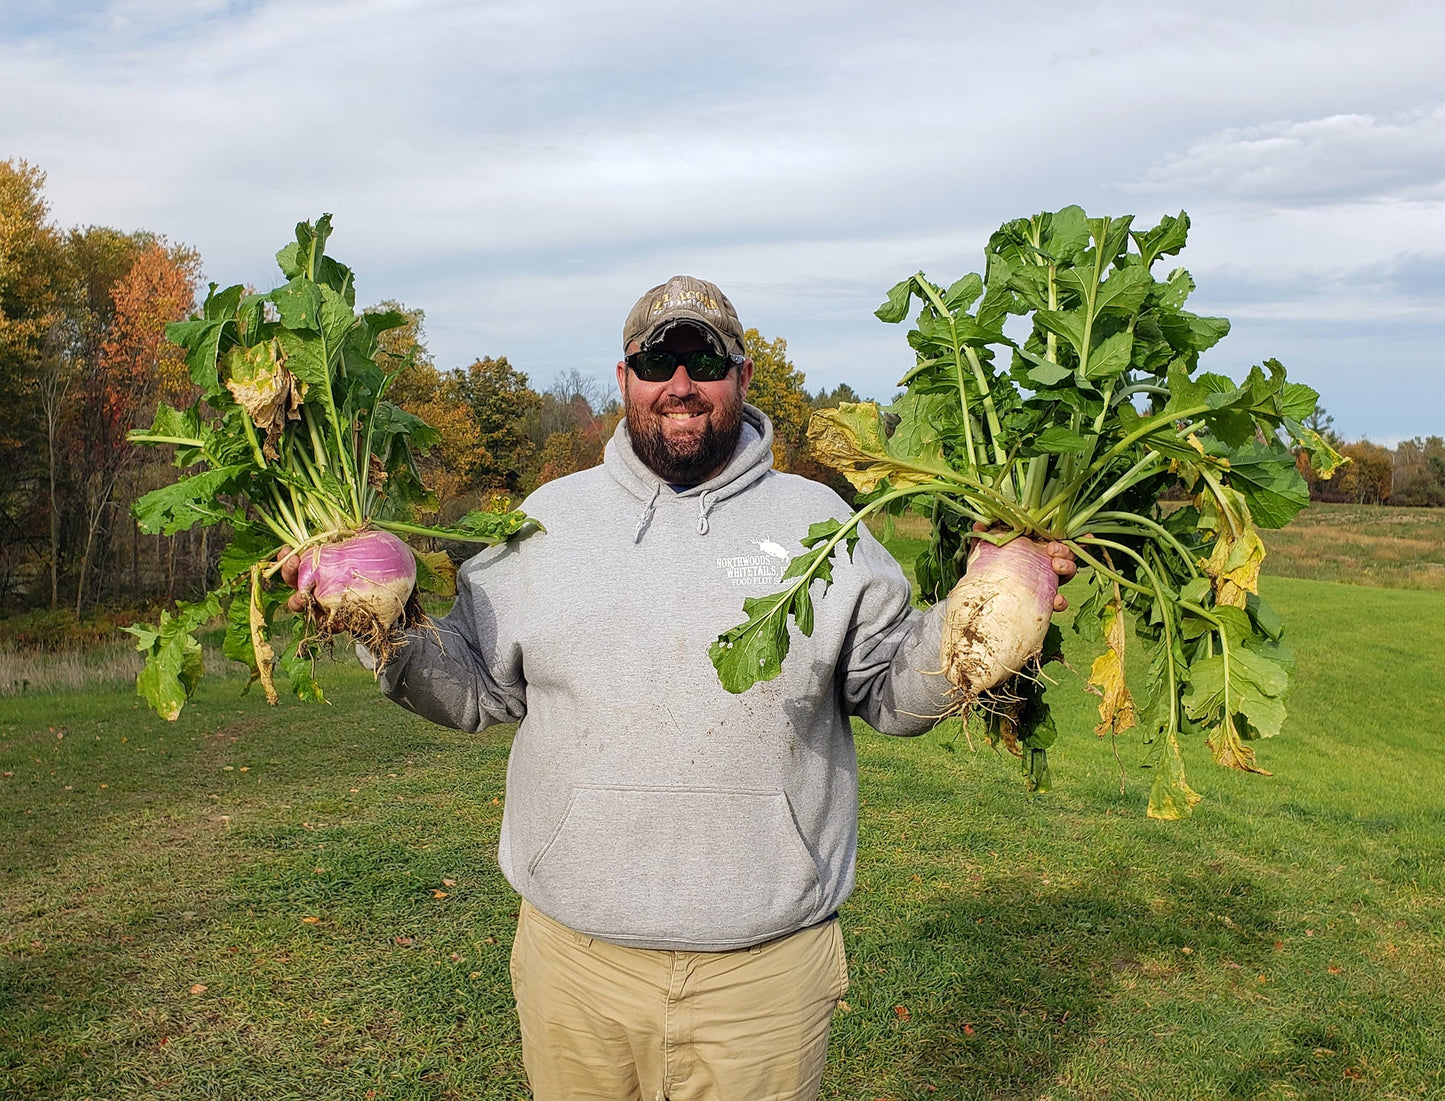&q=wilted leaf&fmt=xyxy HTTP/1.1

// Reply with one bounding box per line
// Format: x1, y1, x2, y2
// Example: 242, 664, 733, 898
1147, 733, 1202, 820
223, 339, 303, 458
806, 401, 951, 493
1086, 592, 1137, 736
1203, 525, 1265, 607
